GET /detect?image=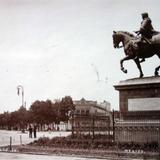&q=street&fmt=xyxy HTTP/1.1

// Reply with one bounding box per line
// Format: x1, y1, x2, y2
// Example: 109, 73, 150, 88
0, 152, 95, 160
